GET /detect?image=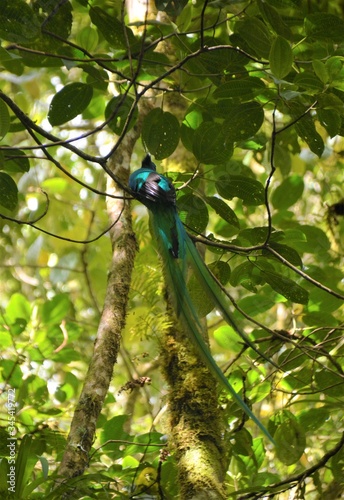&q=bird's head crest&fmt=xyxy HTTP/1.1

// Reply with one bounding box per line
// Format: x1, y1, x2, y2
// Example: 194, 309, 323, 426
141, 154, 157, 171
